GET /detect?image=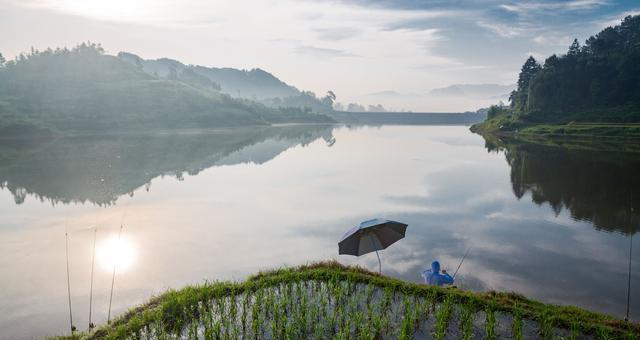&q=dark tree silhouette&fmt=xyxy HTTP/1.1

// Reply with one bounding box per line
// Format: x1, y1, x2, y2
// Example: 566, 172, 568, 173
567, 38, 581, 56
498, 15, 640, 123
510, 56, 541, 114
